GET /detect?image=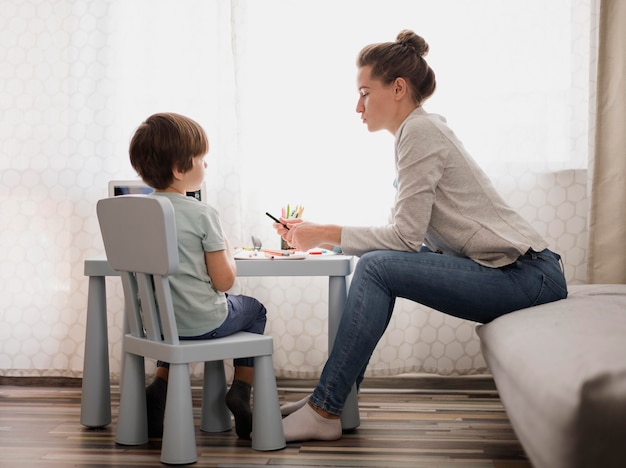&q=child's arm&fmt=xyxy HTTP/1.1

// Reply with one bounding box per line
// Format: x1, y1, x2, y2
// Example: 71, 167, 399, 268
205, 237, 237, 292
